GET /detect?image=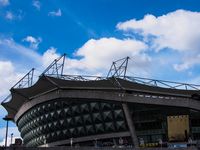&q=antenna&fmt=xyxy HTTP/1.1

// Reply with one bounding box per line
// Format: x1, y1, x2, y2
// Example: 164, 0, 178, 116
41, 53, 66, 78
12, 68, 35, 89
107, 57, 130, 79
